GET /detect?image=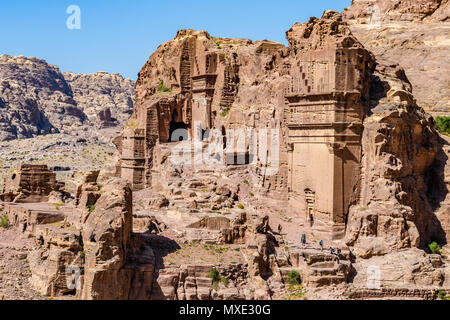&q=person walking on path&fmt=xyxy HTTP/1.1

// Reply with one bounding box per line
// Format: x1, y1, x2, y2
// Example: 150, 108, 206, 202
319, 240, 324, 251
278, 224, 282, 235
301, 233, 306, 245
